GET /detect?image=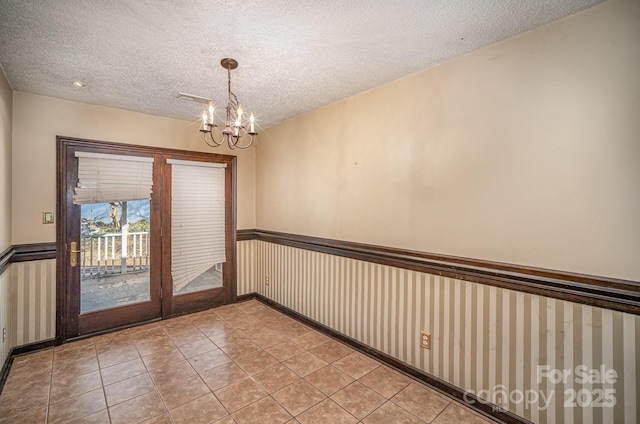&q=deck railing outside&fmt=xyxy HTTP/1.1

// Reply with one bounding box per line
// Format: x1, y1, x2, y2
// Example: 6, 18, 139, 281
80, 231, 150, 278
